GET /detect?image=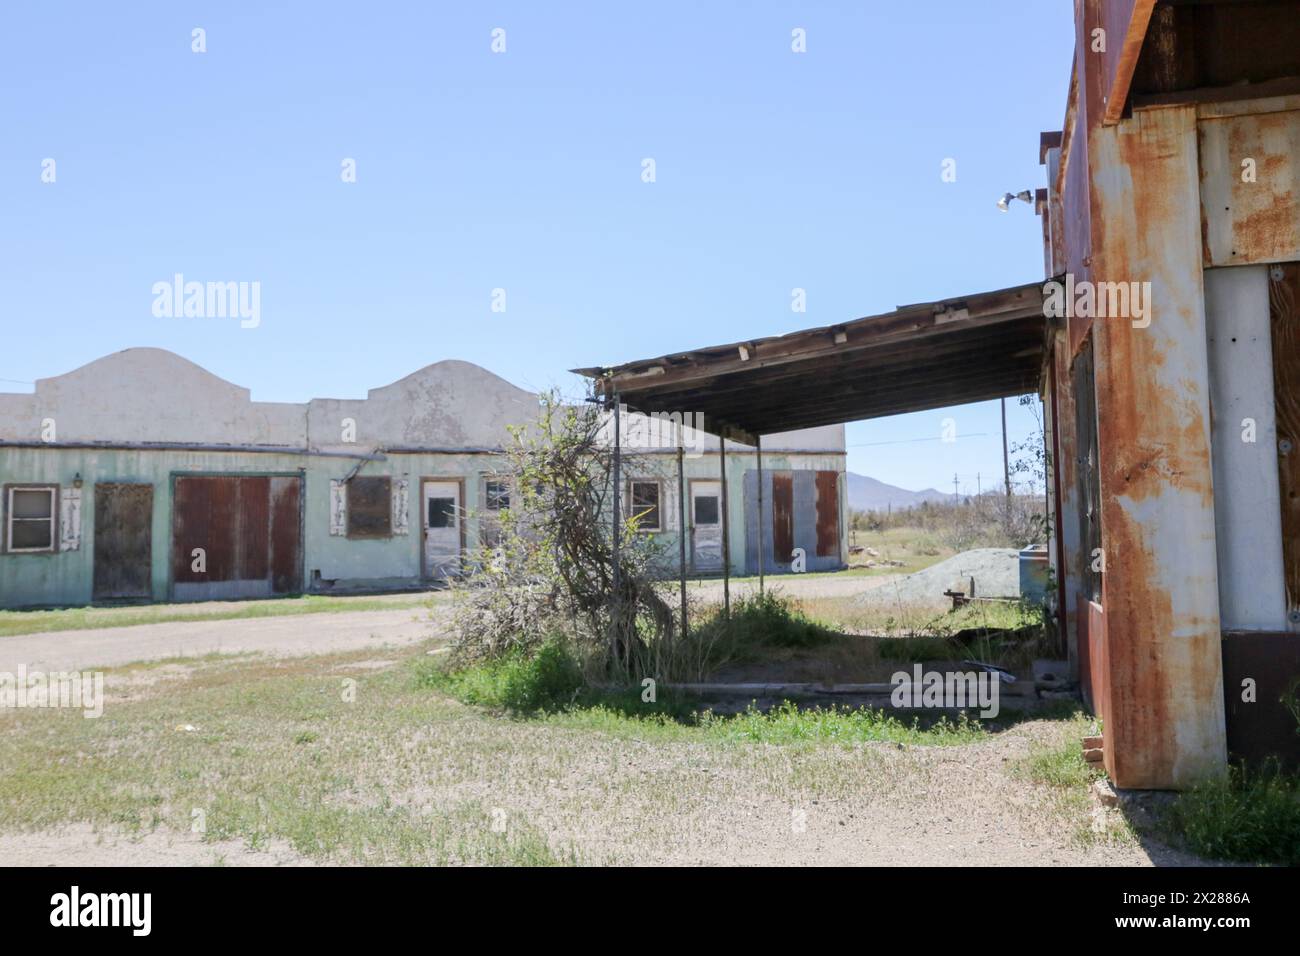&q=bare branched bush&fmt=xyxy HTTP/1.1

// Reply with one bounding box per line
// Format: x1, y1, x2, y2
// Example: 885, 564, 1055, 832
449, 393, 680, 680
